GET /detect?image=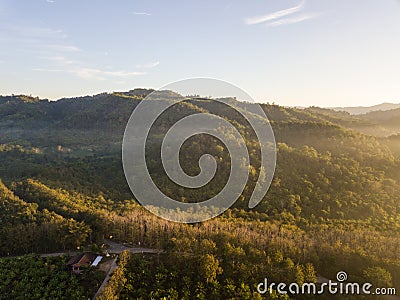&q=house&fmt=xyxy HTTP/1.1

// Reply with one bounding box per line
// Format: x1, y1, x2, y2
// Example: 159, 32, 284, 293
66, 252, 97, 274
